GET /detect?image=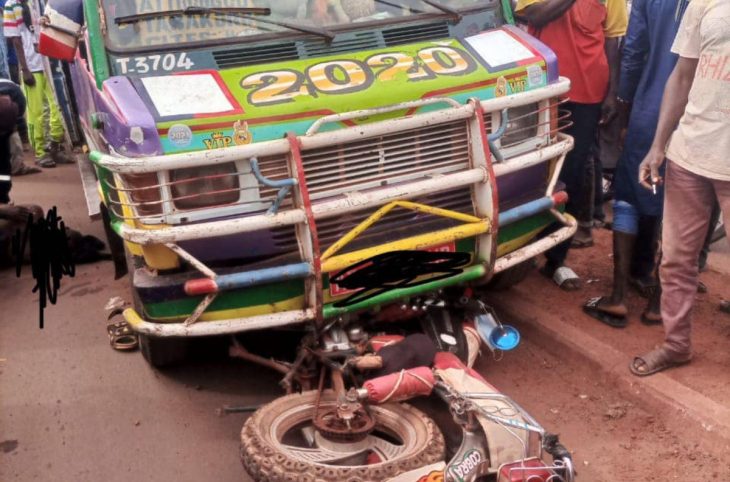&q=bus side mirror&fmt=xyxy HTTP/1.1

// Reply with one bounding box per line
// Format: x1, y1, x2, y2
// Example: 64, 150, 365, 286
38, 0, 84, 61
